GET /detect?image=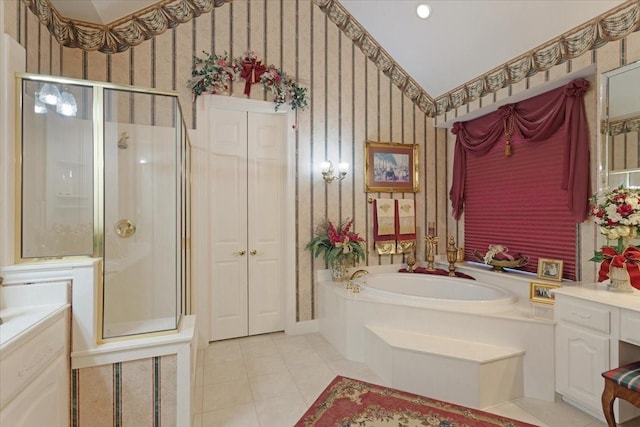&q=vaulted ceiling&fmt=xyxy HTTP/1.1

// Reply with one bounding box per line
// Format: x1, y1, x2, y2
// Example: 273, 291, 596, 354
42, 0, 628, 114
339, 0, 623, 98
